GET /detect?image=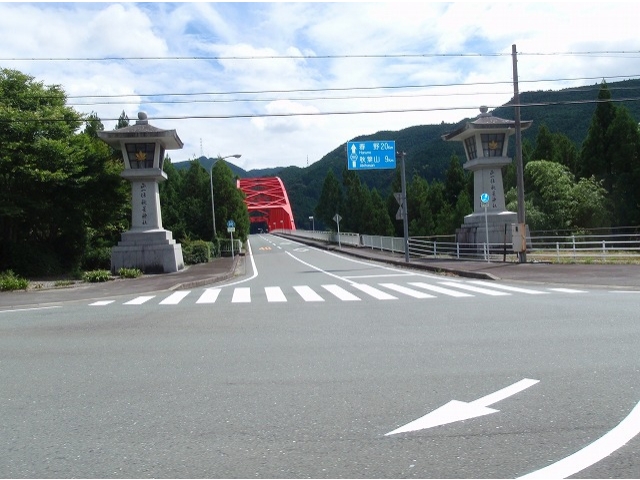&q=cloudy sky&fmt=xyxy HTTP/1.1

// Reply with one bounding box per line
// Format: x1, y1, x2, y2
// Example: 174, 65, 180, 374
1, 1, 638, 170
